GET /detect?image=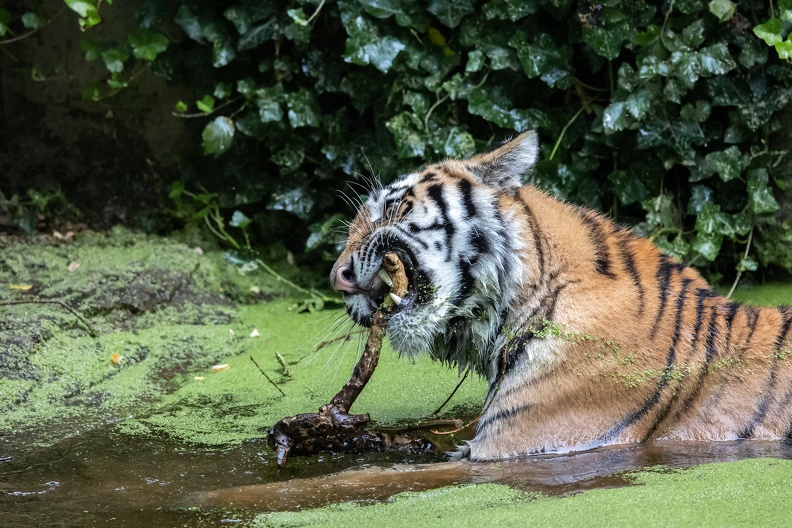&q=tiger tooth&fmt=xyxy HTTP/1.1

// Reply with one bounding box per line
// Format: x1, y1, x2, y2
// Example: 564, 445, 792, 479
389, 292, 403, 305
378, 269, 393, 287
